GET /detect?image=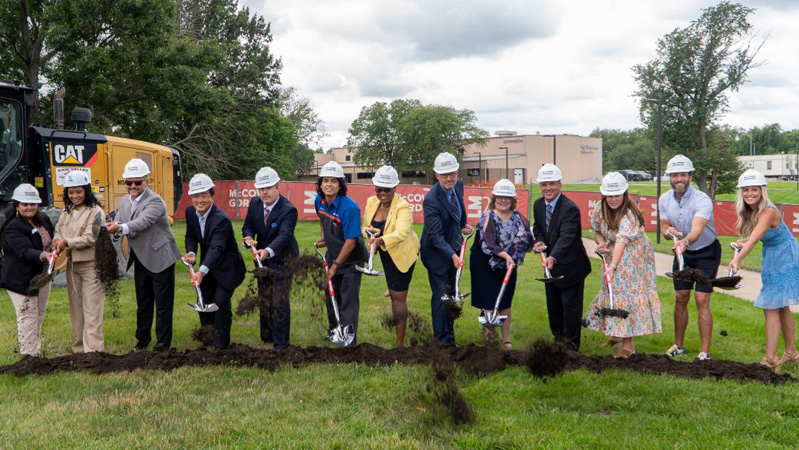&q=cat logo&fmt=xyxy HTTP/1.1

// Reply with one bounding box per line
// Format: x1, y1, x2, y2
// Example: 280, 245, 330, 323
52, 142, 99, 167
